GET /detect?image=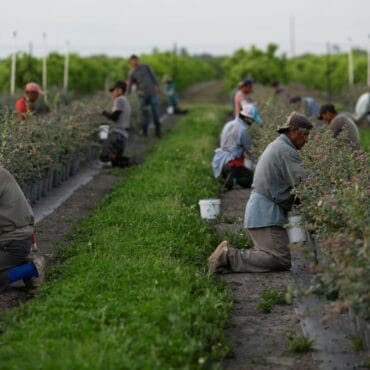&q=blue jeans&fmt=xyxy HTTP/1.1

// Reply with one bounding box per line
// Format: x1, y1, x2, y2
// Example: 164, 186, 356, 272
139, 94, 161, 136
